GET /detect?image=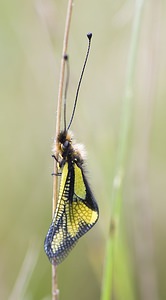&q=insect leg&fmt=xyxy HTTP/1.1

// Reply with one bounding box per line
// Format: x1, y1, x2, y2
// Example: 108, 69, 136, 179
51, 172, 62, 176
